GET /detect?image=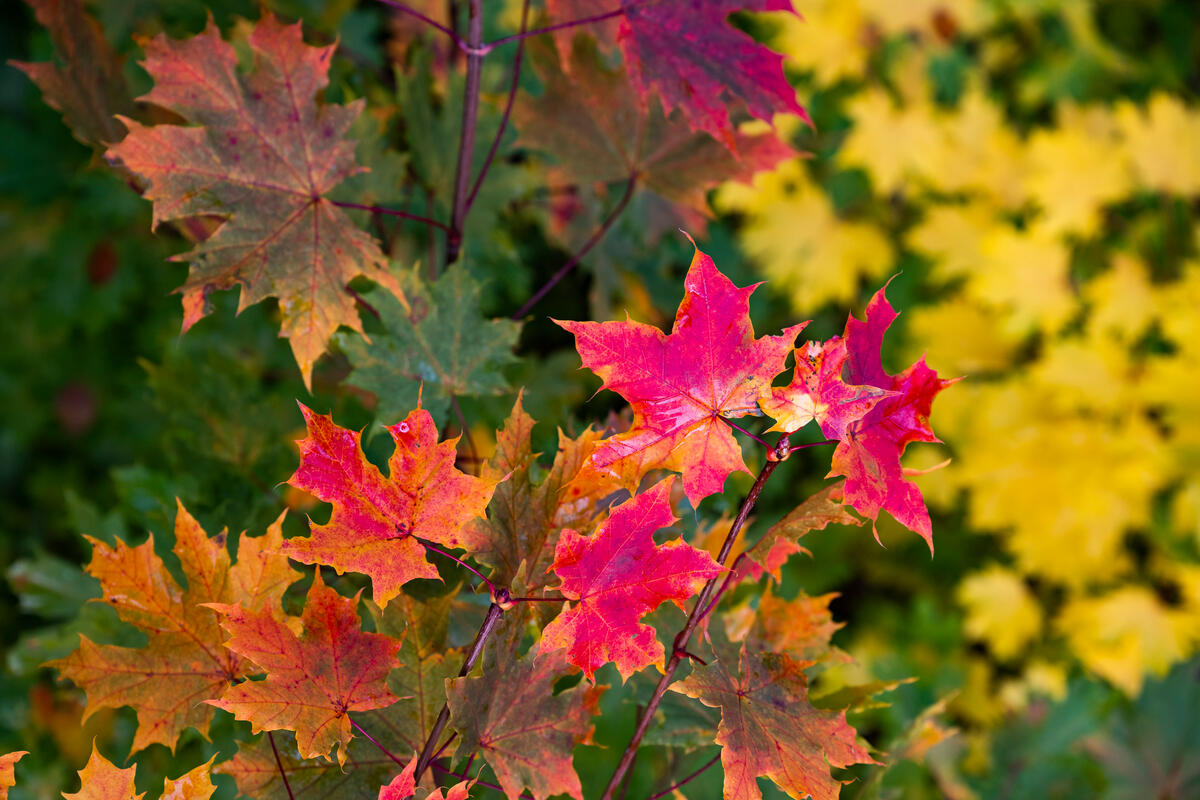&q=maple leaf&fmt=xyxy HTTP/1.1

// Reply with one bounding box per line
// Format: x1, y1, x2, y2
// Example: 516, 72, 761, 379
557, 243, 803, 505
338, 265, 521, 427
379, 758, 472, 800
12, 0, 134, 148
48, 502, 300, 753
282, 403, 498, 608
744, 483, 862, 581
207, 571, 402, 764
0, 752, 25, 800
215, 731, 385, 800
759, 338, 894, 437
831, 283, 957, 549
515, 37, 793, 231
63, 745, 142, 800
106, 14, 405, 386
65, 747, 215, 800
447, 644, 602, 800
466, 395, 617, 596
671, 631, 878, 800
368, 592, 460, 753
549, 0, 807, 146
539, 477, 723, 680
